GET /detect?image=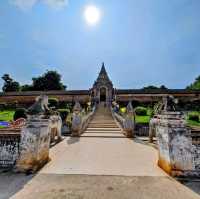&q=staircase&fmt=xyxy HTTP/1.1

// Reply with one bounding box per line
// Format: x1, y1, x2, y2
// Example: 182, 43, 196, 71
81, 103, 125, 138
